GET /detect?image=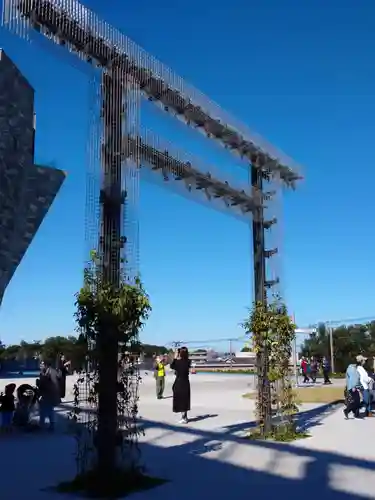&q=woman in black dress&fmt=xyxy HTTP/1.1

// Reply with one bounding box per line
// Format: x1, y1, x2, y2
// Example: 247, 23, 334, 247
170, 347, 191, 424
